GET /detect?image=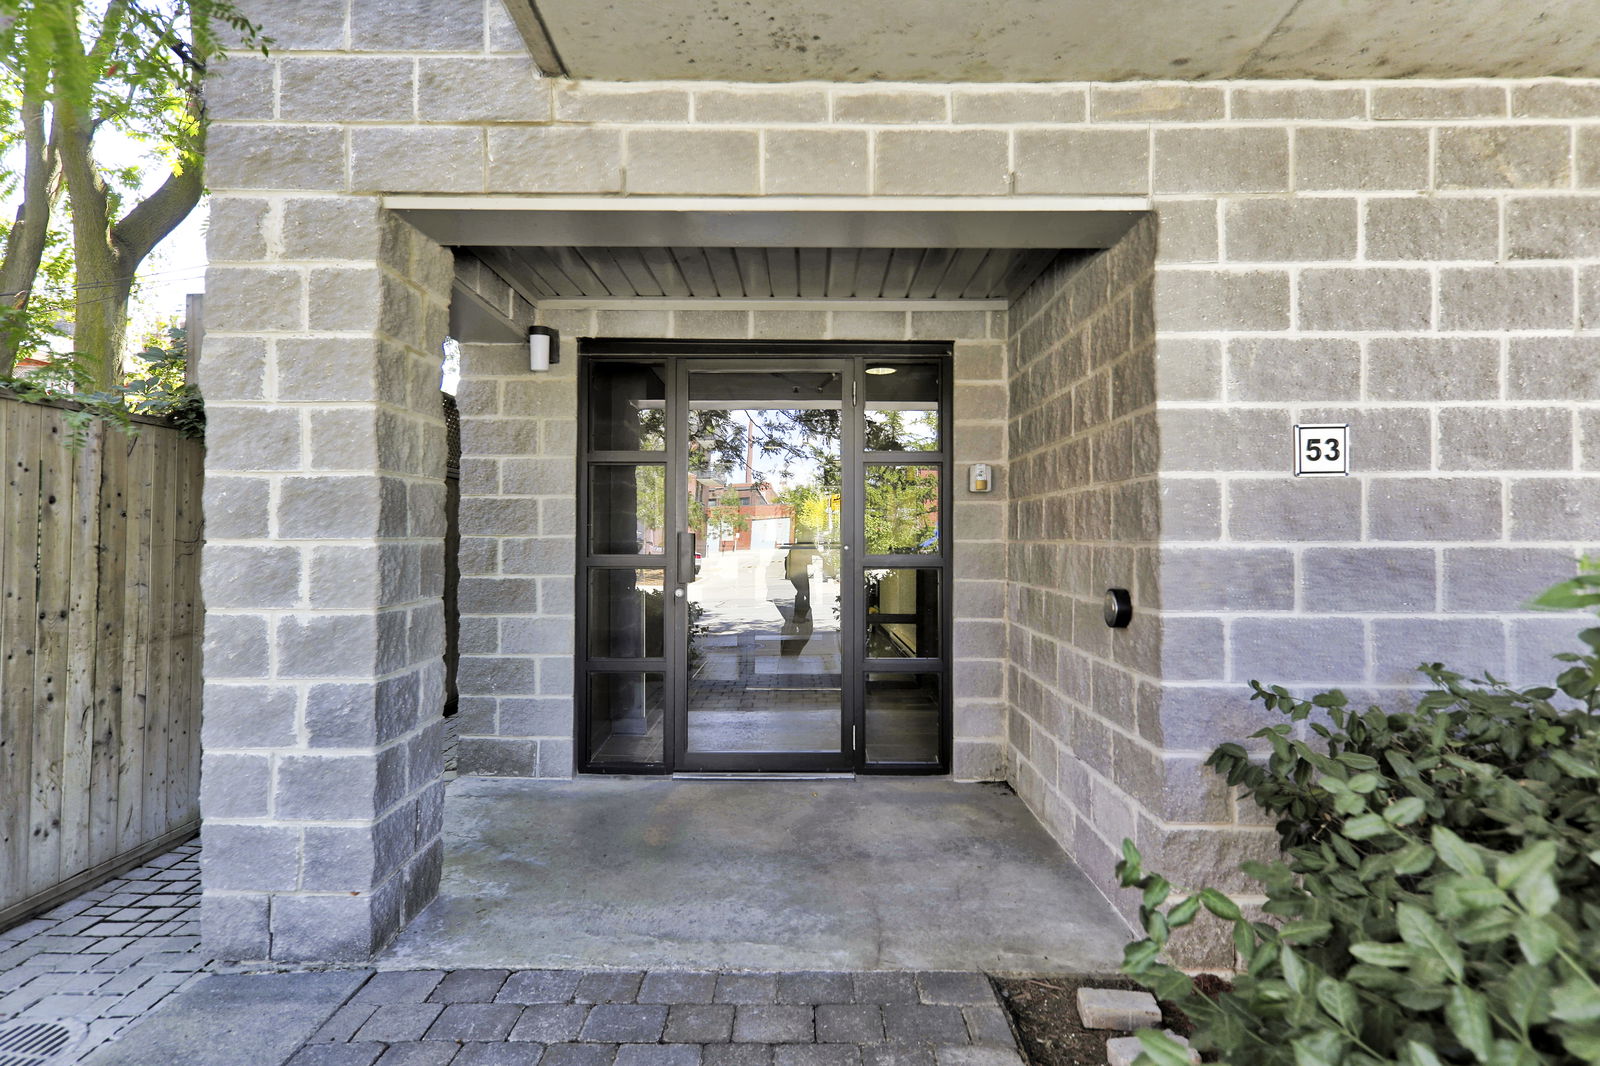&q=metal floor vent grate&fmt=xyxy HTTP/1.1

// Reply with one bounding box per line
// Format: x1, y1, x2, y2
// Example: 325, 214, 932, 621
0, 1020, 84, 1065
